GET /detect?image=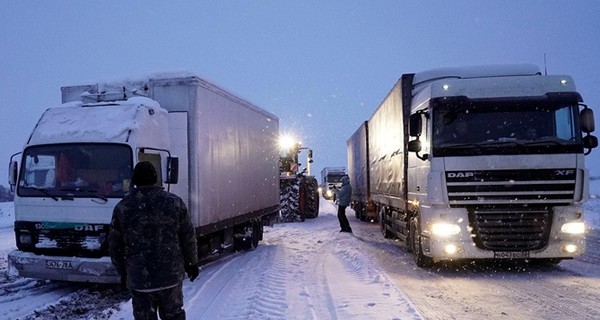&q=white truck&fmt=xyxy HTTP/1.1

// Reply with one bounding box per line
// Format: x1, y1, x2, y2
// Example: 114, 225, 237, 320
319, 167, 346, 201
348, 64, 598, 267
8, 74, 280, 283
